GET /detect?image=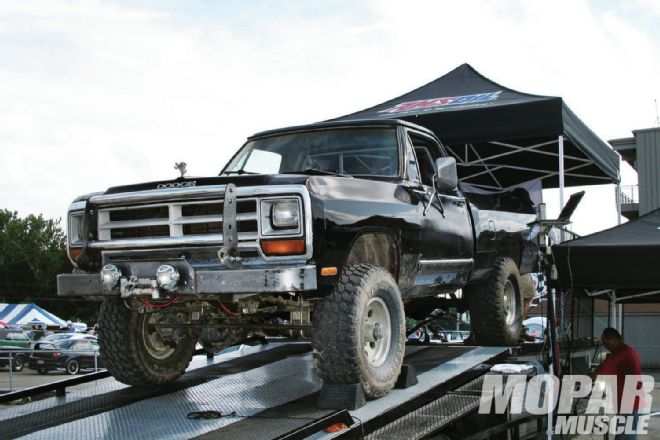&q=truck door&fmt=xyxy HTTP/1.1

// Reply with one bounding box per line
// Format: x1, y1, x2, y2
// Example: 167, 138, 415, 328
406, 130, 474, 290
